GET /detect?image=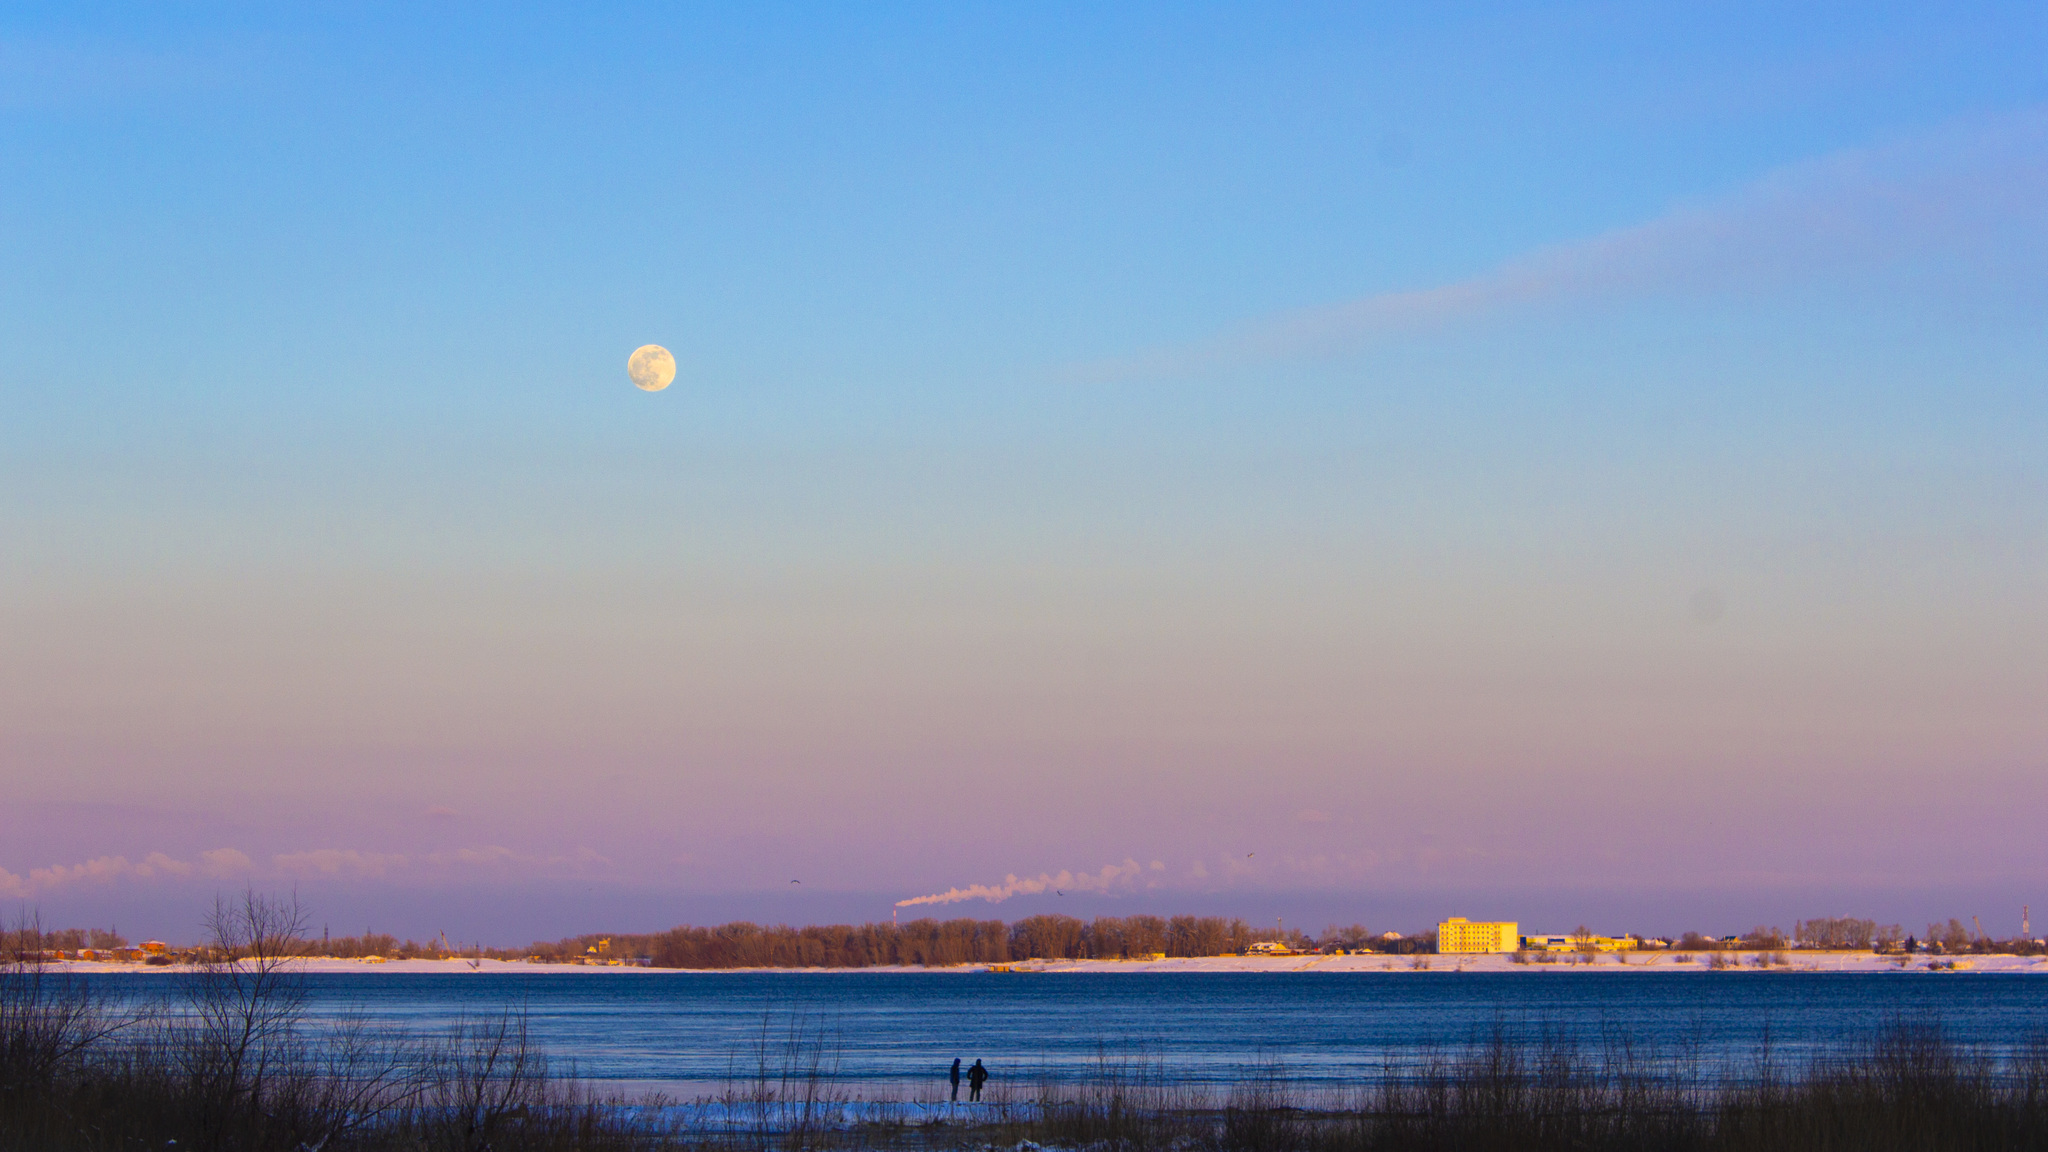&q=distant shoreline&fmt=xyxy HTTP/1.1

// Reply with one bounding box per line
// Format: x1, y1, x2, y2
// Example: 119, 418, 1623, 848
44, 951, 2048, 976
